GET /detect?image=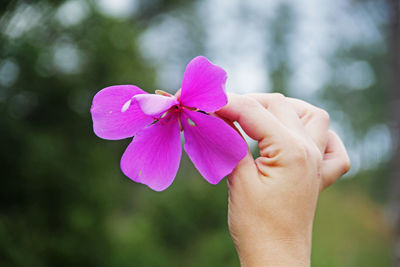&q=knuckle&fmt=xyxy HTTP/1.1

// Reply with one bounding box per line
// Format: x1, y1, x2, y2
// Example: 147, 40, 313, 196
240, 95, 259, 108
315, 108, 330, 123
287, 140, 310, 163
286, 138, 322, 167
270, 93, 286, 102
